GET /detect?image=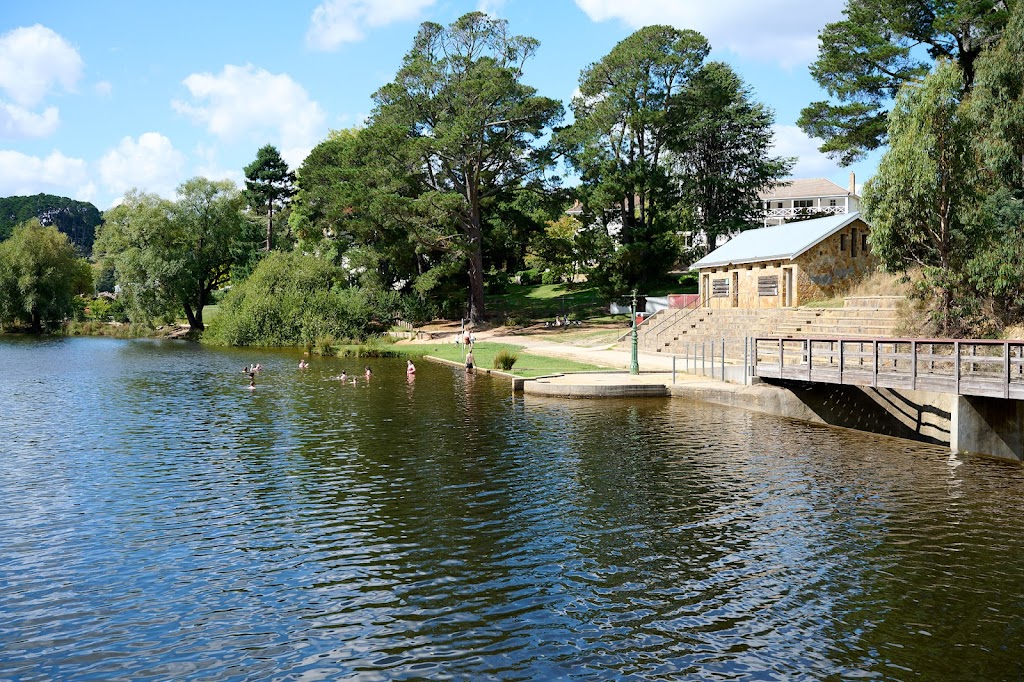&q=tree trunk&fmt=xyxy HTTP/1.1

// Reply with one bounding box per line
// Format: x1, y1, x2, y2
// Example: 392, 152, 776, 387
183, 302, 202, 331
30, 306, 41, 334
466, 187, 487, 323
265, 202, 273, 252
